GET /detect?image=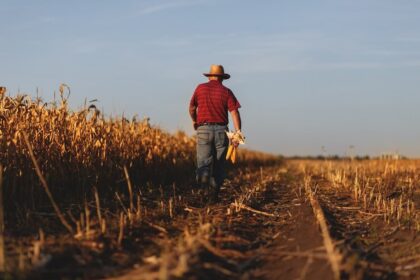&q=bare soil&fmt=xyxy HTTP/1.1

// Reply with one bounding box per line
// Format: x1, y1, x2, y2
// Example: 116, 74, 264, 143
2, 162, 419, 279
